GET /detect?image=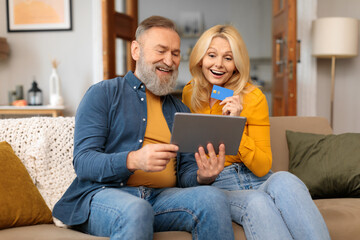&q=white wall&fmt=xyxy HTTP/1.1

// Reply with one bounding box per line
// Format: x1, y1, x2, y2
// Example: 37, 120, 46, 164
139, 0, 271, 58
139, 0, 272, 88
317, 0, 360, 133
0, 0, 99, 116
0, 0, 271, 116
